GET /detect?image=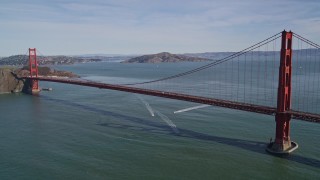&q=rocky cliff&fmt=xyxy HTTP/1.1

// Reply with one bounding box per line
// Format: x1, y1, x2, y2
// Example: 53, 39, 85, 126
0, 68, 25, 94
0, 67, 79, 94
